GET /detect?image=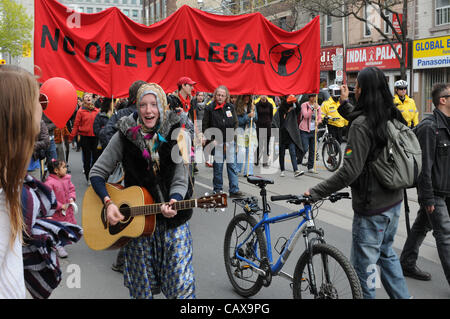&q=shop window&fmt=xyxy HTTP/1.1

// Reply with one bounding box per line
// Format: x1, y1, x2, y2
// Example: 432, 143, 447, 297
325, 15, 332, 42
156, 0, 160, 21
384, 9, 392, 34
364, 5, 372, 37
279, 17, 287, 30
424, 68, 450, 113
